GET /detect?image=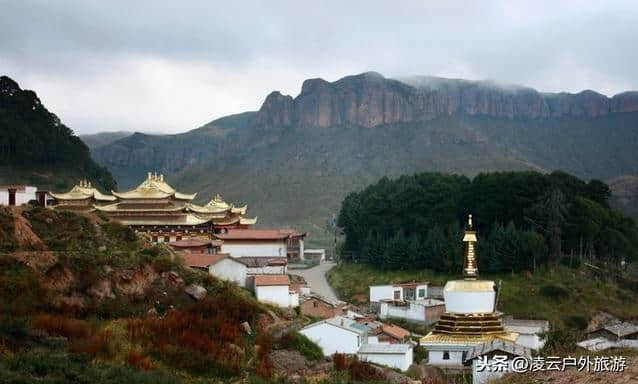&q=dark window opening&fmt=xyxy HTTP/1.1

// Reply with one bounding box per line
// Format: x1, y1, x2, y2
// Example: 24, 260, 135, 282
443, 351, 450, 360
